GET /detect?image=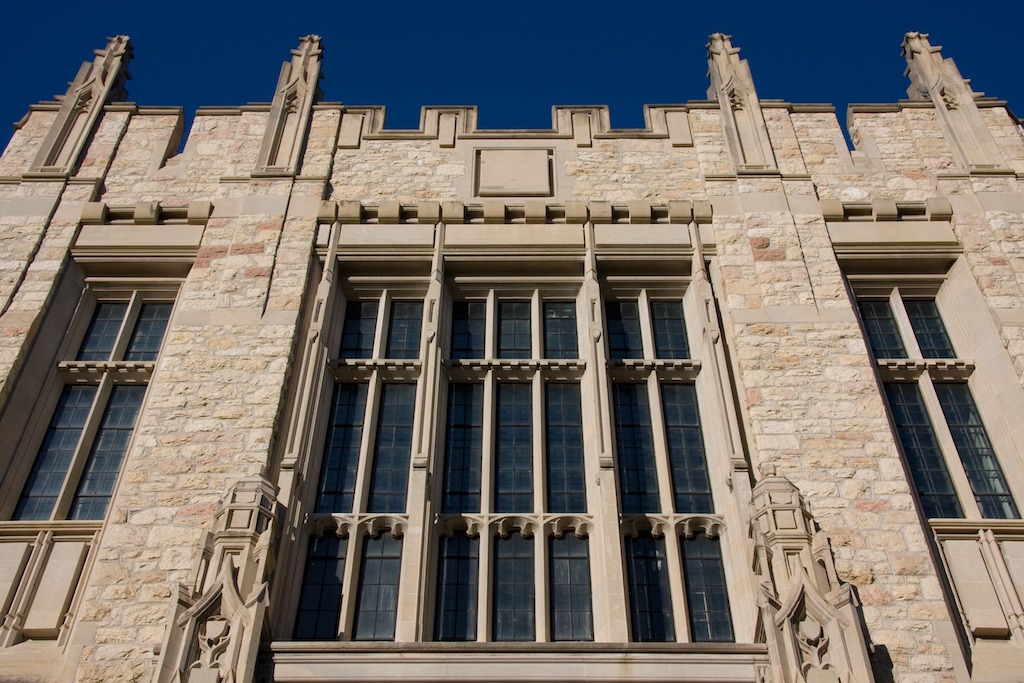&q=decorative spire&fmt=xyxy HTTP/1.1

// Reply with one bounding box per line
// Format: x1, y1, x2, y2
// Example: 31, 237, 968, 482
706, 33, 777, 173
29, 36, 132, 176
254, 35, 324, 176
902, 32, 1005, 172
